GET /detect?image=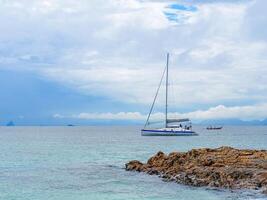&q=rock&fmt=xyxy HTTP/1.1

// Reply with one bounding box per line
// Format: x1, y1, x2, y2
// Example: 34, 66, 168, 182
125, 160, 143, 171
125, 147, 267, 194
